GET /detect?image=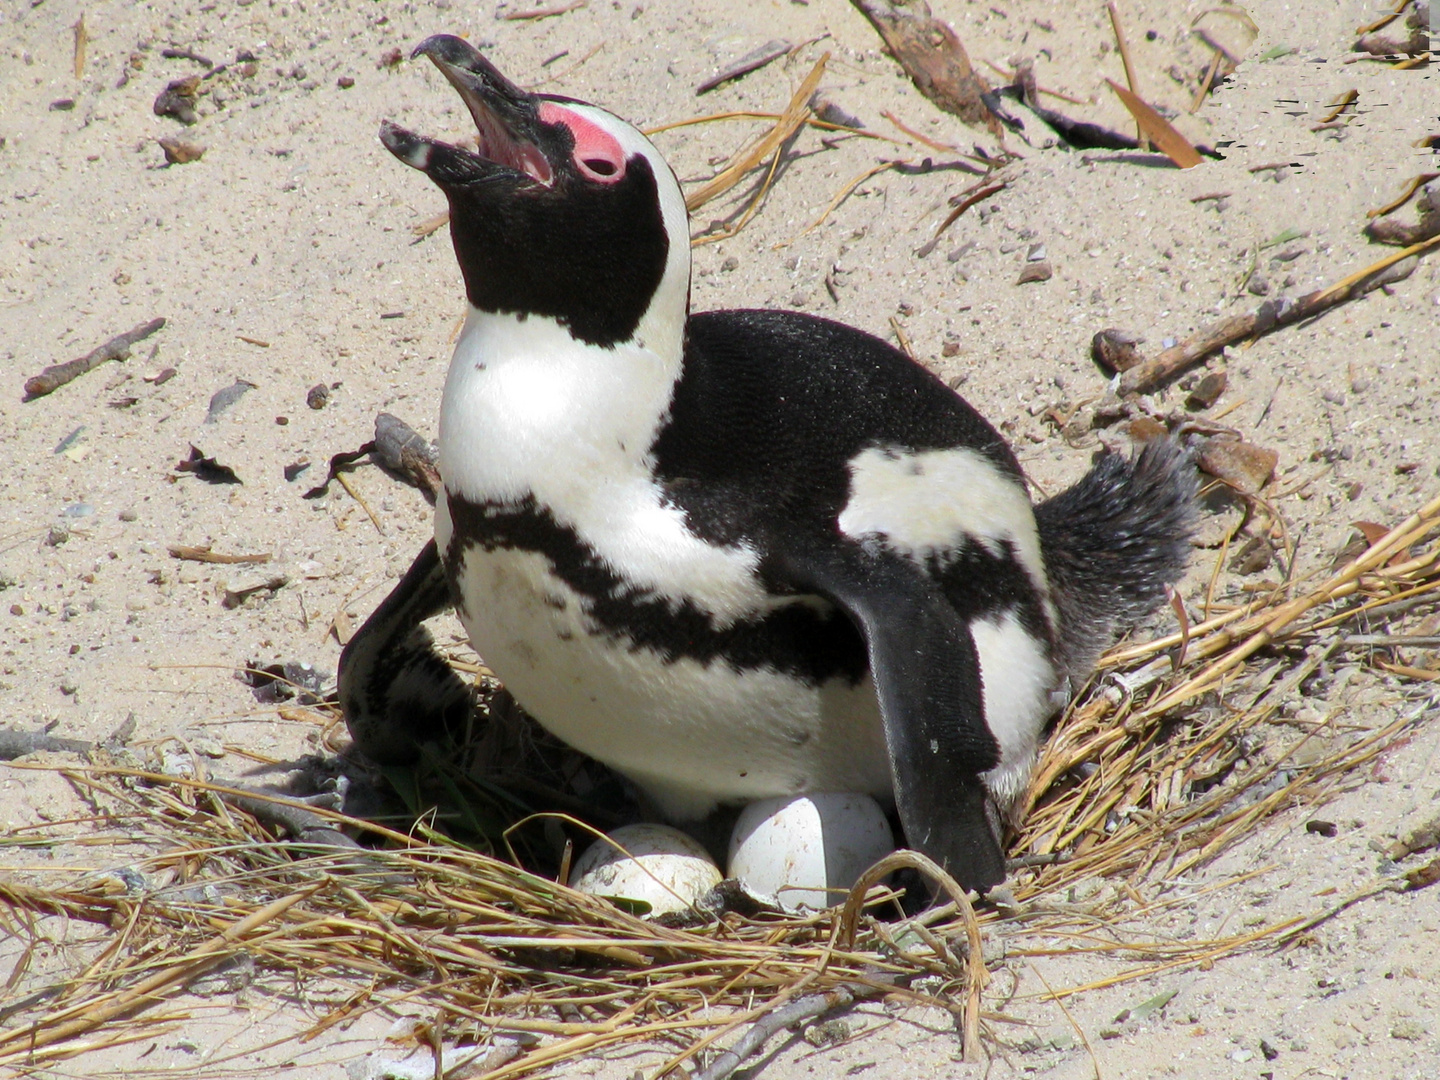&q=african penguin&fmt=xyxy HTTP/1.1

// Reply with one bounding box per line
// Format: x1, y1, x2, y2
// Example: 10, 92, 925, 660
340, 34, 1195, 894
